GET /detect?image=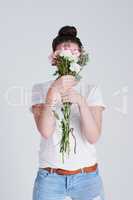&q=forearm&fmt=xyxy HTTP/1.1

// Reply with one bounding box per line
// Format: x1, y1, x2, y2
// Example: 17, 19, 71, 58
78, 97, 100, 144
38, 103, 56, 139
